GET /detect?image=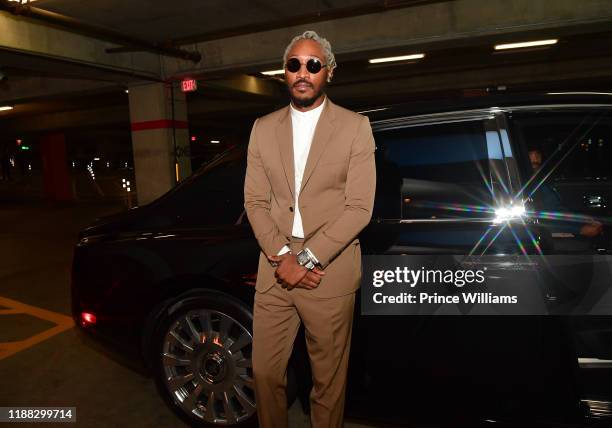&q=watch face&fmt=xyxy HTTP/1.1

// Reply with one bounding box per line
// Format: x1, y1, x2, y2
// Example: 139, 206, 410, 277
297, 251, 309, 265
